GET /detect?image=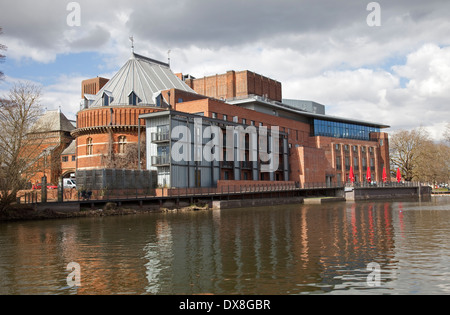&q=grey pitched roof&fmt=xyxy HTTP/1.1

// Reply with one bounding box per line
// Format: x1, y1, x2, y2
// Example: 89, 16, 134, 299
32, 110, 76, 133
61, 140, 76, 155
88, 53, 196, 107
